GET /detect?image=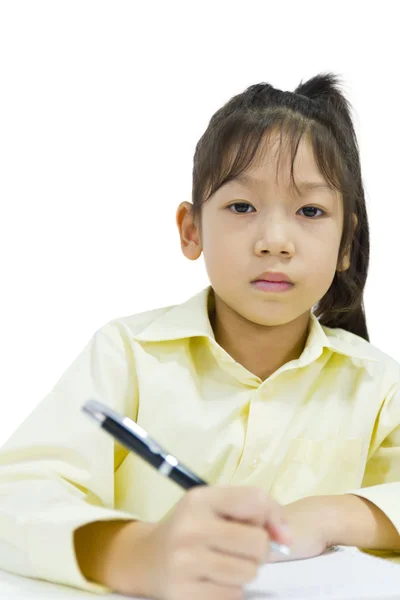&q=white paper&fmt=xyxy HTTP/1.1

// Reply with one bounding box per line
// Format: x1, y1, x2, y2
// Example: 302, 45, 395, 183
1, 547, 400, 599
245, 546, 400, 599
